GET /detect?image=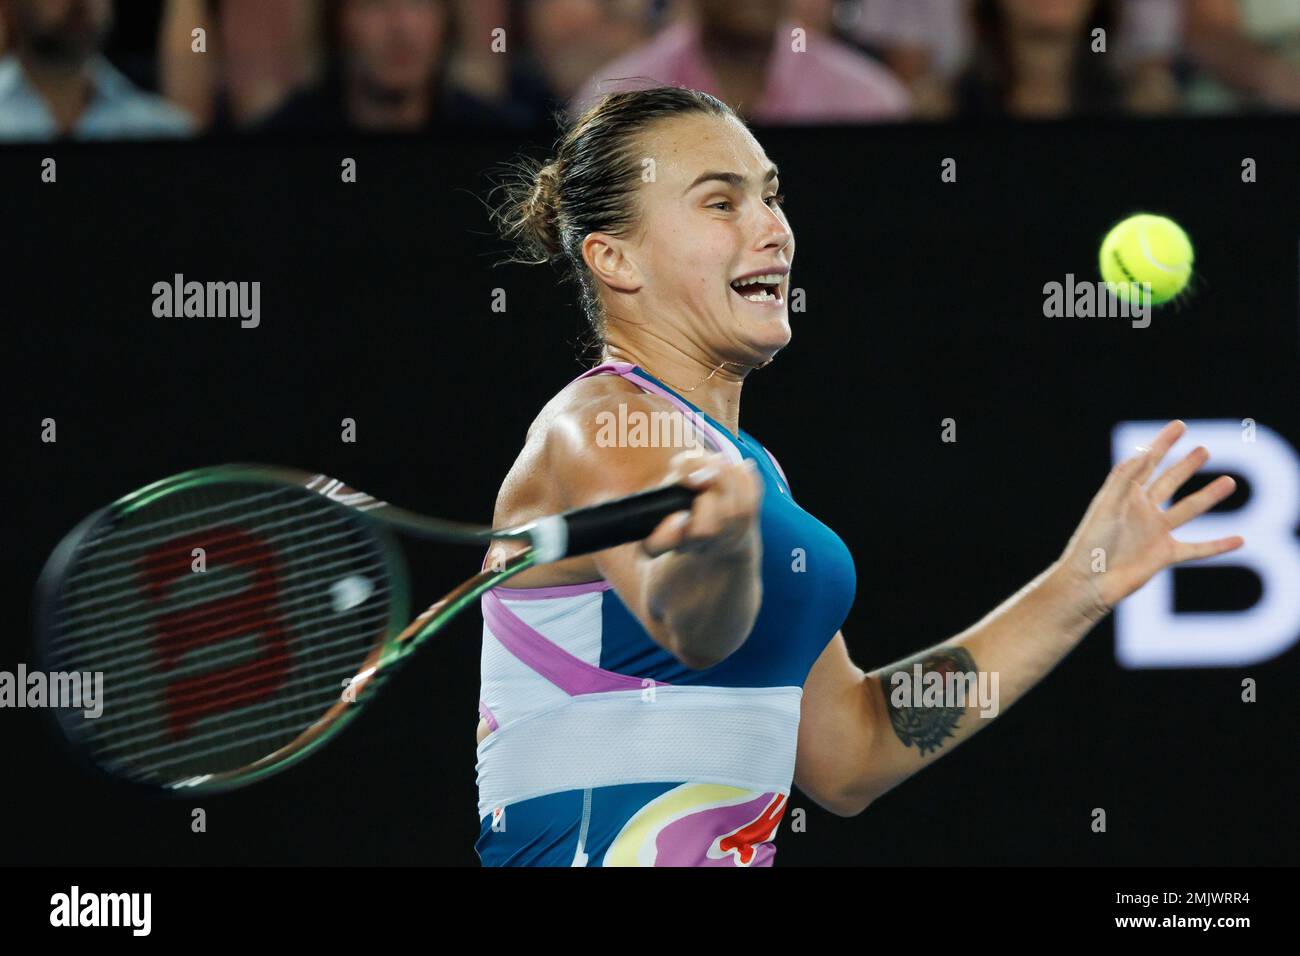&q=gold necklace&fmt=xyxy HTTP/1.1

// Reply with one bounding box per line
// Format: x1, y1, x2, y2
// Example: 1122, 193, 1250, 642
641, 361, 725, 392
635, 356, 773, 393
